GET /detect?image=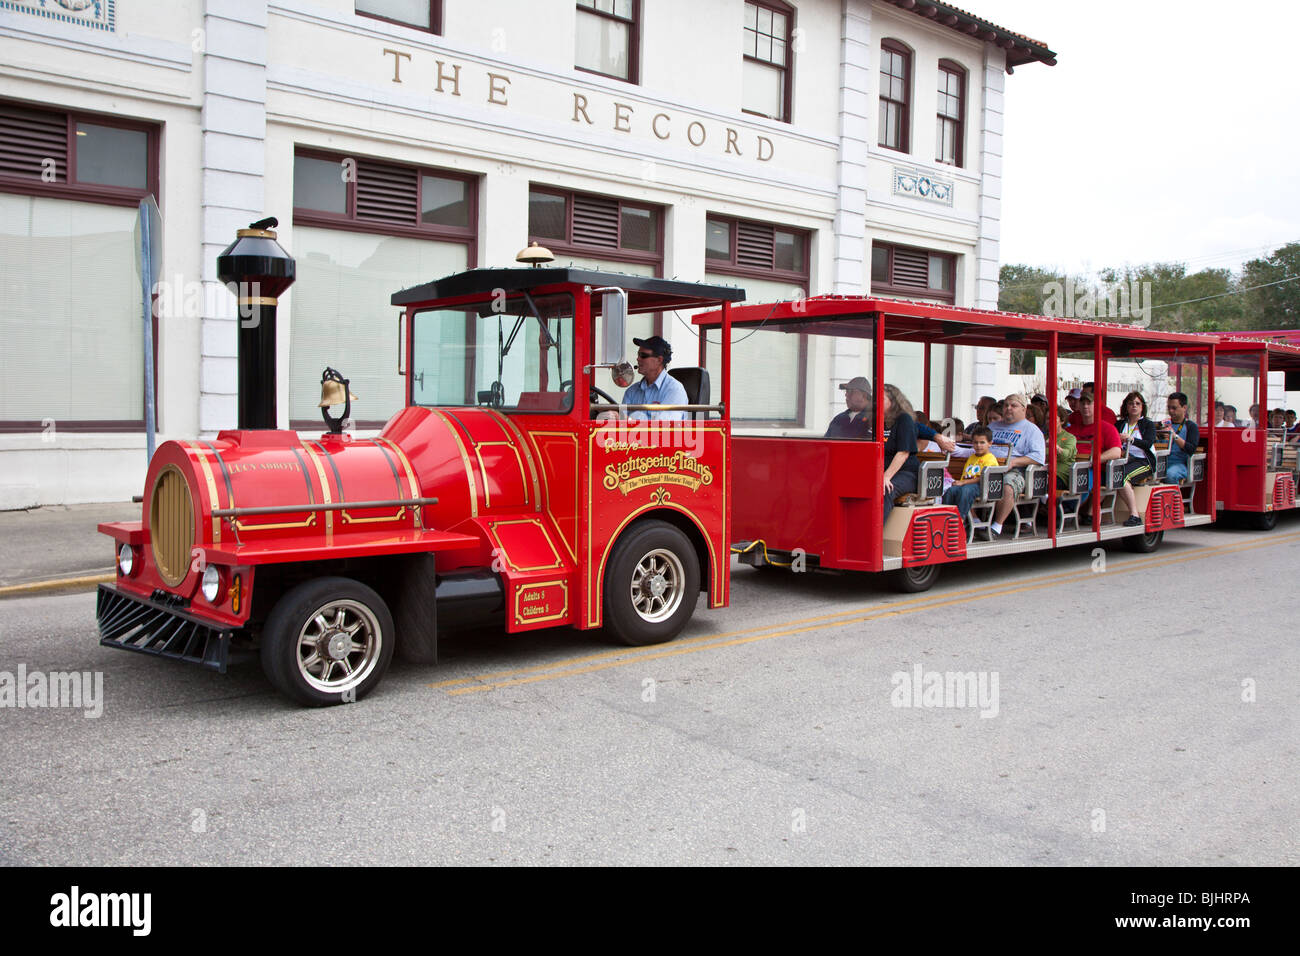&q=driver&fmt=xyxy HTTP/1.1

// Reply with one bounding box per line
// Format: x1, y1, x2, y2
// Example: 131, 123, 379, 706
622, 335, 688, 421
